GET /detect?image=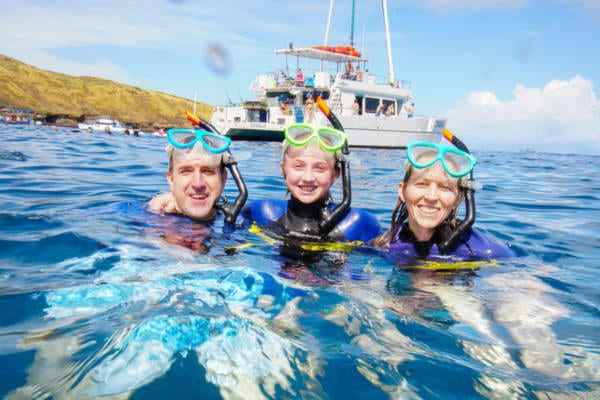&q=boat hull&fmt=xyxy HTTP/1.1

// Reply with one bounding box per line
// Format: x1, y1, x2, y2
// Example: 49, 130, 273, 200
339, 114, 445, 147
